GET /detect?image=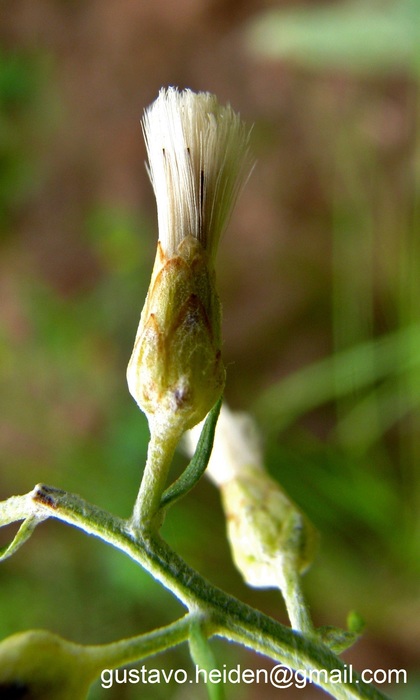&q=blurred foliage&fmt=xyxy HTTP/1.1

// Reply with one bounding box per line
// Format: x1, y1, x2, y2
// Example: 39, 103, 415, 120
1, 1, 420, 698
246, 0, 420, 595
244, 3, 420, 693
0, 49, 51, 236
246, 0, 420, 76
